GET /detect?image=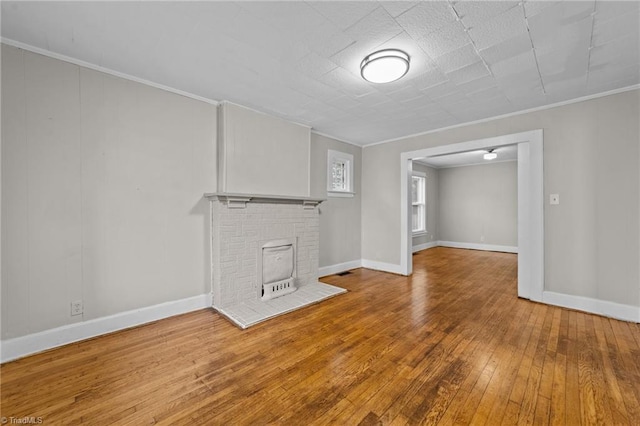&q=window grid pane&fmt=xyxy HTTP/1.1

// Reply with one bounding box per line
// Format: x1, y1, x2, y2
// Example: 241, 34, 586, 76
331, 160, 347, 191
412, 175, 426, 233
